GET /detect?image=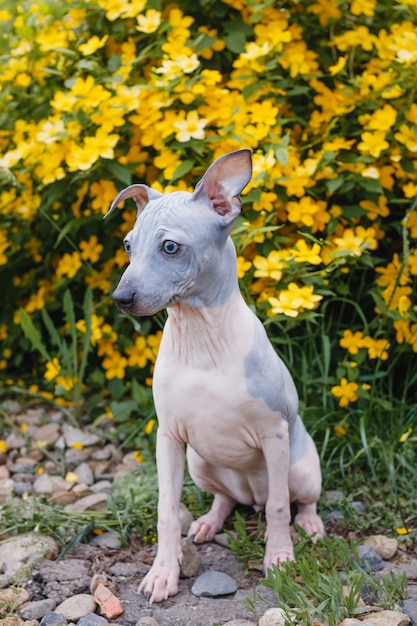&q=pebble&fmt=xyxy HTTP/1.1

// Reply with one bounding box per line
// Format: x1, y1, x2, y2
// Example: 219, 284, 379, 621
179, 538, 202, 578
0, 478, 14, 503
73, 462, 94, 486
19, 599, 57, 620
33, 474, 72, 496
64, 493, 108, 512
403, 599, 417, 625
191, 571, 237, 597
39, 612, 67, 626
222, 621, 256, 626
62, 426, 101, 448
14, 481, 34, 497
259, 608, 287, 626
33, 424, 61, 446
0, 533, 59, 580
0, 617, 25, 626
89, 532, 122, 550
136, 618, 160, 626
77, 615, 108, 626
363, 535, 398, 560
0, 587, 30, 608
364, 610, 411, 625
357, 545, 384, 572
178, 503, 194, 536
55, 595, 97, 622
